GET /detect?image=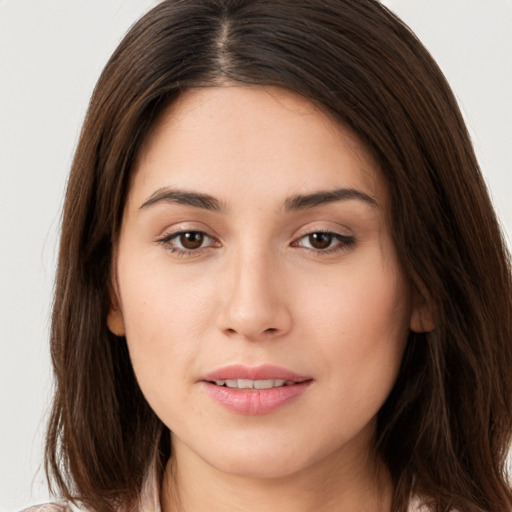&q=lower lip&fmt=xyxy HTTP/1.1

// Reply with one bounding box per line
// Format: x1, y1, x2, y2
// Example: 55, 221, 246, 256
203, 381, 312, 415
